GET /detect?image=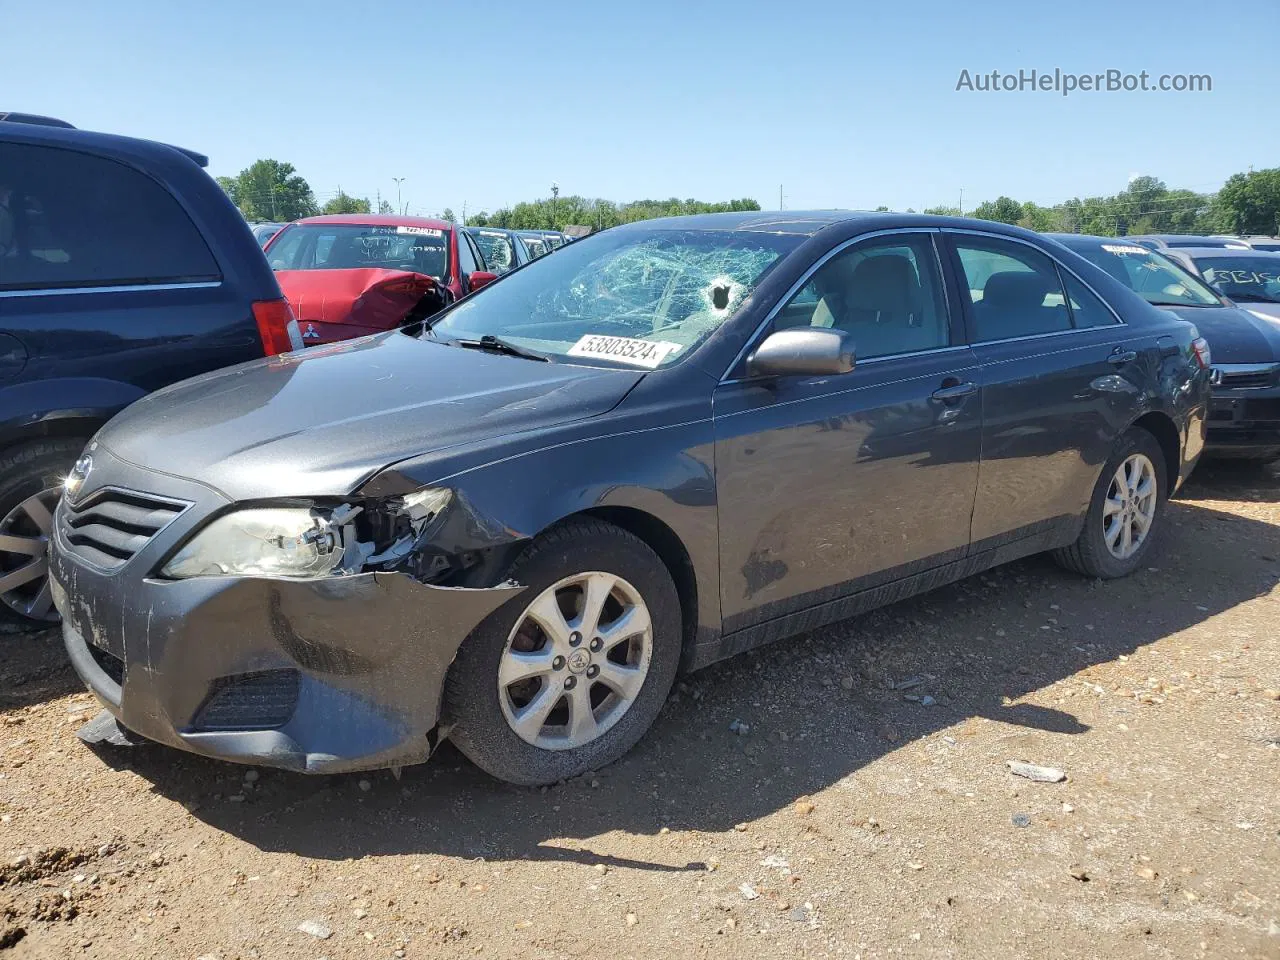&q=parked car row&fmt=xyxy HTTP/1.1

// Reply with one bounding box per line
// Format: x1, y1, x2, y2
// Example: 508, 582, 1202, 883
1051, 236, 1280, 459
259, 218, 568, 344
1130, 233, 1280, 253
